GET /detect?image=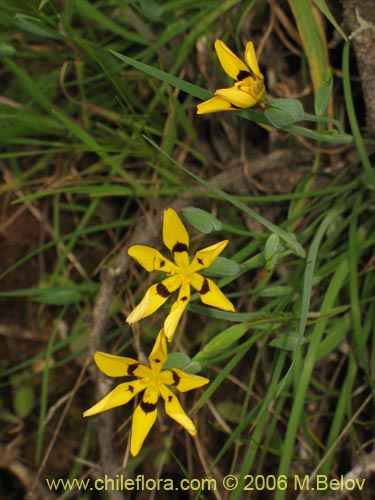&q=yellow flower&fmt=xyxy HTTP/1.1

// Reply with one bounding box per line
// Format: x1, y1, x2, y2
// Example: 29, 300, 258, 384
126, 208, 235, 340
197, 39, 266, 114
83, 330, 209, 457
